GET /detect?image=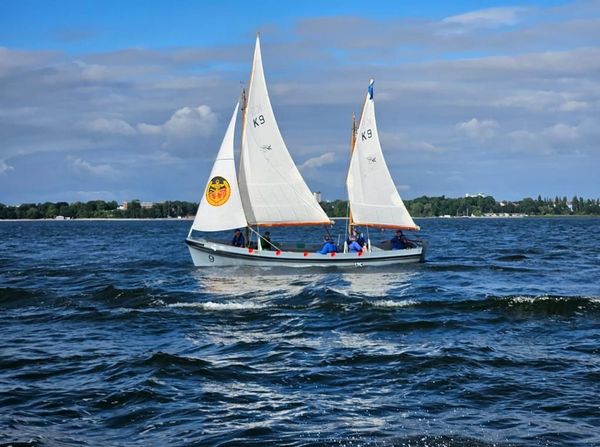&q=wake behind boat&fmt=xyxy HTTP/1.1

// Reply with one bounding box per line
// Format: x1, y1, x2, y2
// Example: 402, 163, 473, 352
186, 35, 425, 268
